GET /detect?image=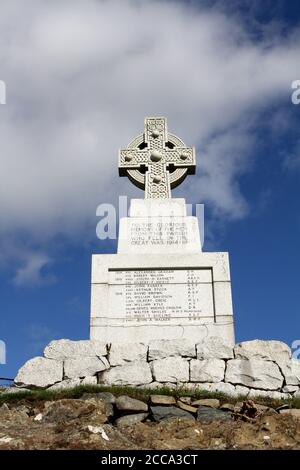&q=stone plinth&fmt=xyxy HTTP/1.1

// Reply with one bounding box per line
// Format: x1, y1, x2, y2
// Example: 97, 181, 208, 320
118, 199, 201, 254
90, 251, 234, 344
90, 198, 234, 345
